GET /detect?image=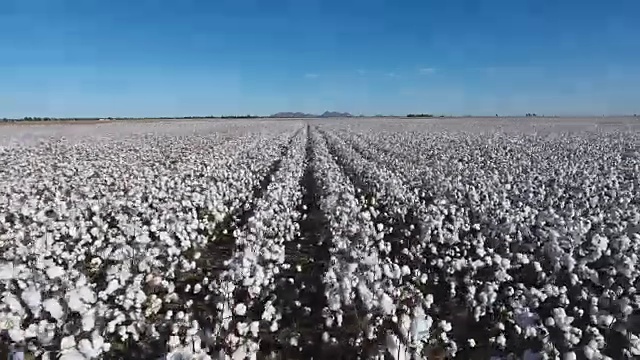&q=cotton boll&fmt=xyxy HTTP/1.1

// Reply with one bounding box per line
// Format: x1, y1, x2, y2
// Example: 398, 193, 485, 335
584, 344, 596, 359
440, 320, 452, 333
168, 335, 181, 349
59, 350, 86, 360
410, 311, 431, 343
380, 293, 395, 315
235, 303, 247, 316
0, 262, 16, 280
21, 287, 42, 312
46, 265, 65, 279
289, 336, 299, 347
597, 314, 614, 327
234, 321, 249, 336
66, 291, 86, 312
248, 321, 260, 337
78, 338, 102, 358
117, 325, 128, 339
424, 294, 434, 309
36, 324, 56, 345
8, 328, 25, 342
193, 283, 202, 294
42, 298, 64, 320
61, 335, 76, 350
82, 310, 96, 331
385, 333, 408, 360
